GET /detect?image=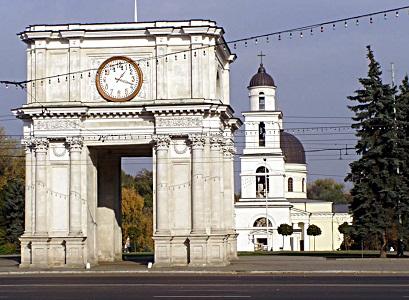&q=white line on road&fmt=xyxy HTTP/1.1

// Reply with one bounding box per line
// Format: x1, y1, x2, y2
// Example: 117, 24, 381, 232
0, 283, 409, 288
154, 297, 251, 298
